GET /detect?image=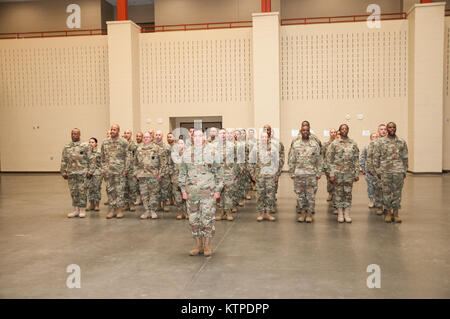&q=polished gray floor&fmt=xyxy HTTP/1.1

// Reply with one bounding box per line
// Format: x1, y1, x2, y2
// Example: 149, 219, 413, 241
0, 172, 449, 299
